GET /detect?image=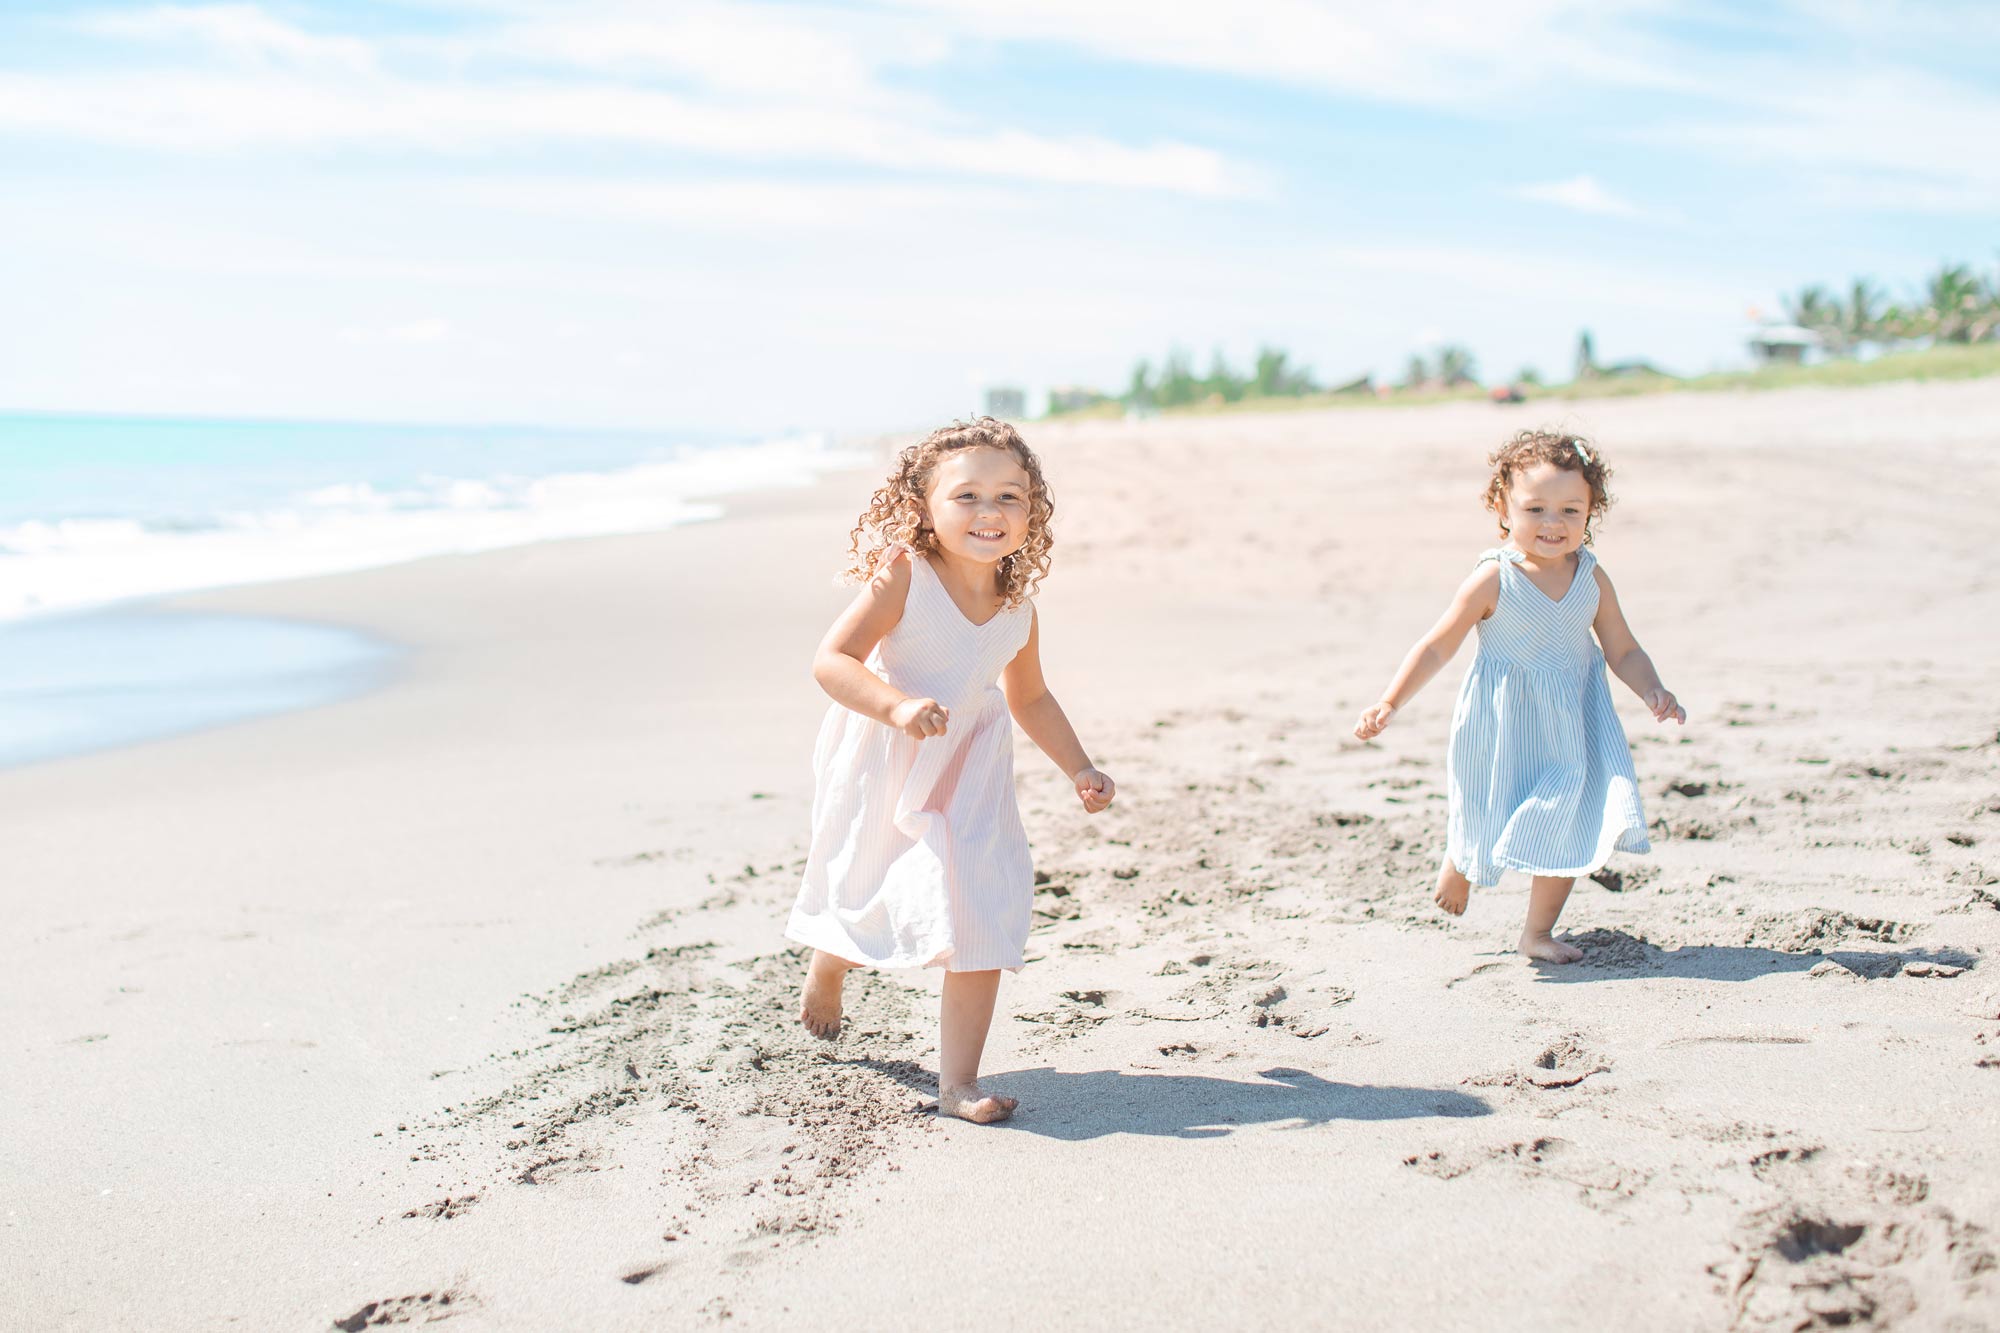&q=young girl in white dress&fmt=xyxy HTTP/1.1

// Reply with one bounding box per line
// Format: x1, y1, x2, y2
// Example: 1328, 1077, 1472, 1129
1354, 430, 1684, 963
787, 417, 1115, 1122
